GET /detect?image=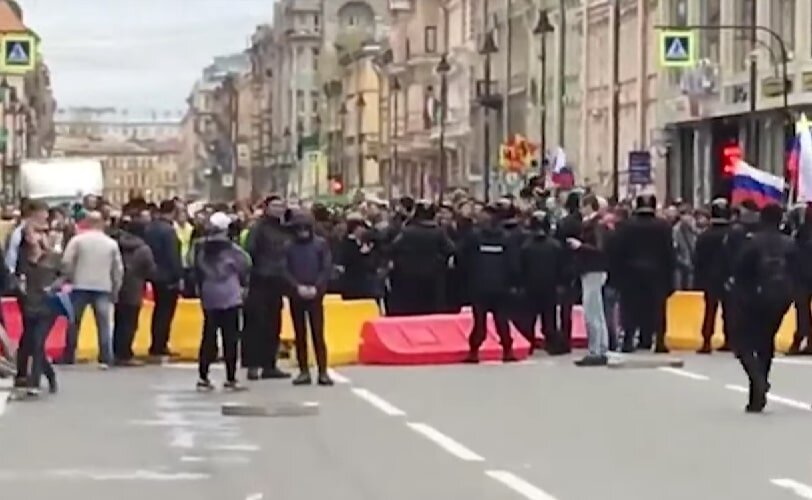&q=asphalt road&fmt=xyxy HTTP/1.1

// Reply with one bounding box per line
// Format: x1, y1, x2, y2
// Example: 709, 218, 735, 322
1, 353, 812, 500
